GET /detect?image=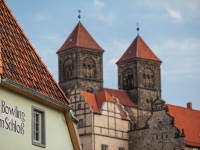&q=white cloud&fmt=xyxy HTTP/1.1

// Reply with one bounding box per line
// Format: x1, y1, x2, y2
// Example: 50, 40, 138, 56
166, 6, 182, 22
92, 0, 116, 25
137, 0, 200, 22
107, 58, 118, 66
35, 14, 48, 22
98, 11, 115, 25
94, 0, 105, 9
154, 38, 200, 81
